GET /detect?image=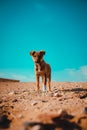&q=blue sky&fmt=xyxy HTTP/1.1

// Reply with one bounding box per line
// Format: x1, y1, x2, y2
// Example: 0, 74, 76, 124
0, 0, 87, 82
